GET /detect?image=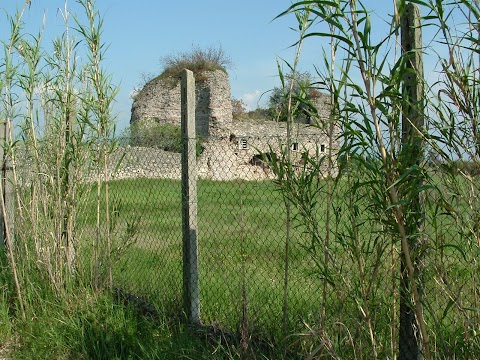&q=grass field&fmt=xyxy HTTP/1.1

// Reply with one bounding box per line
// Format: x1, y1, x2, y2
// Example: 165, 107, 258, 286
2, 174, 479, 358
79, 178, 324, 342
70, 176, 480, 357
